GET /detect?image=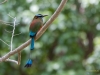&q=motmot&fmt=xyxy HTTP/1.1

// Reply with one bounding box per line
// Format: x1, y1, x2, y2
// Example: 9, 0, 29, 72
25, 14, 48, 67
